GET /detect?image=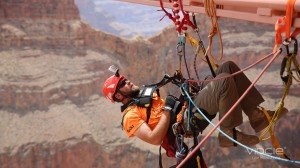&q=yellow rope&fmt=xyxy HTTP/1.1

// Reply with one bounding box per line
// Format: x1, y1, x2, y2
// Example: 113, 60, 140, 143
259, 107, 272, 141
259, 107, 288, 159
186, 33, 218, 69
186, 33, 205, 55
203, 0, 224, 62
259, 56, 293, 139
257, 54, 299, 159
196, 155, 201, 168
